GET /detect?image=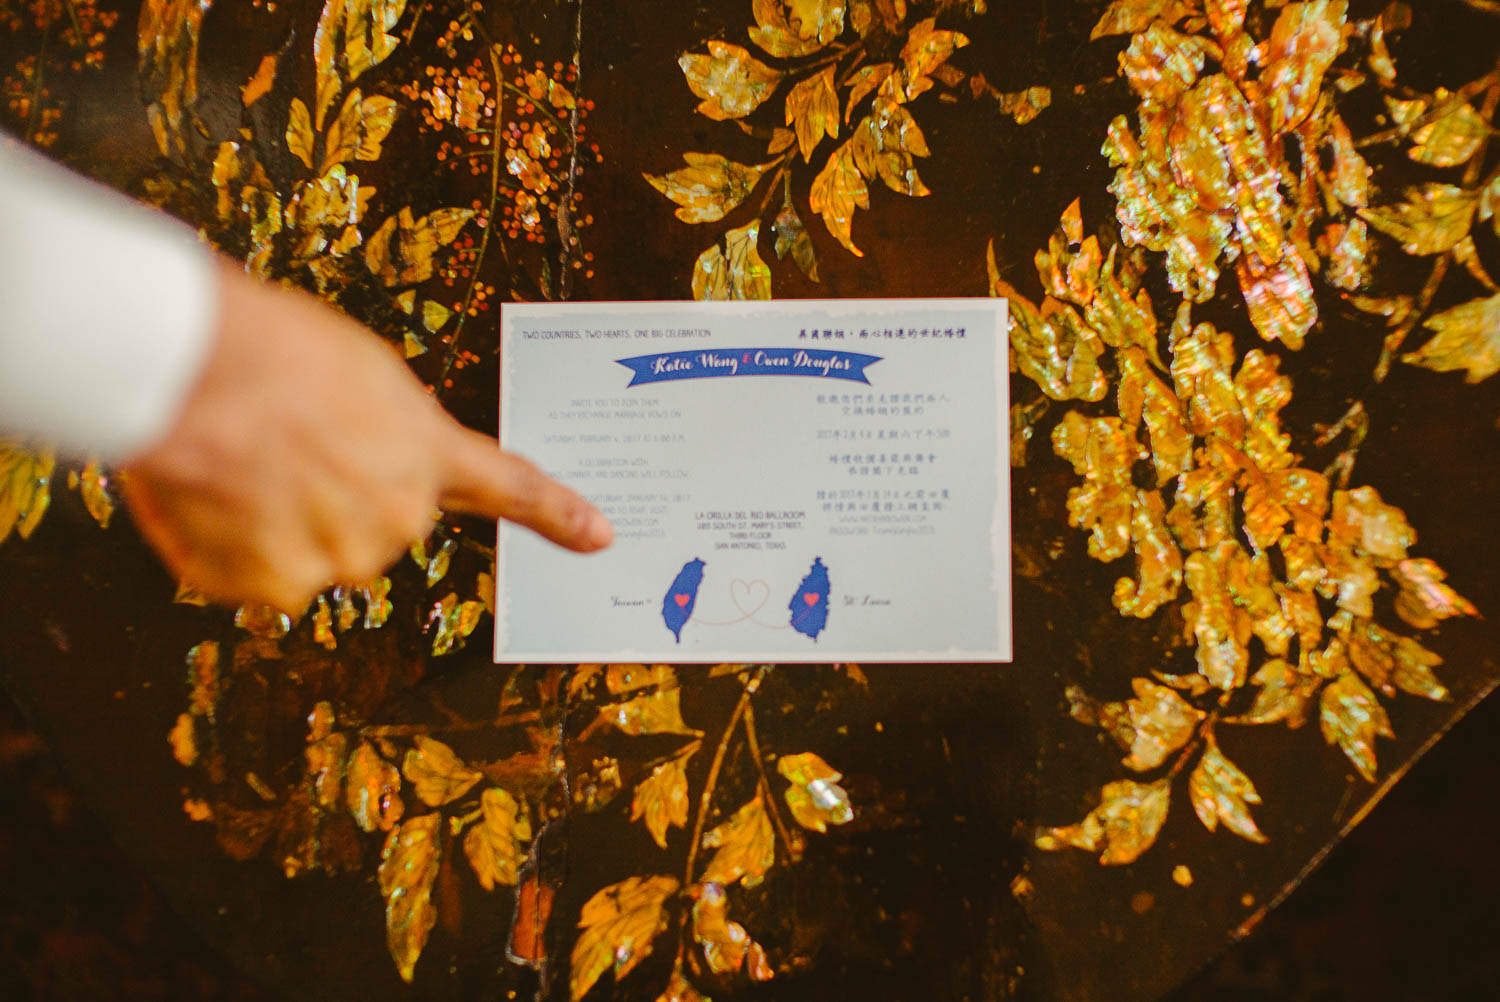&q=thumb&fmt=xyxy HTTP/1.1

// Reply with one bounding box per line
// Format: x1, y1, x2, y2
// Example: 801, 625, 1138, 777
437, 424, 613, 552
